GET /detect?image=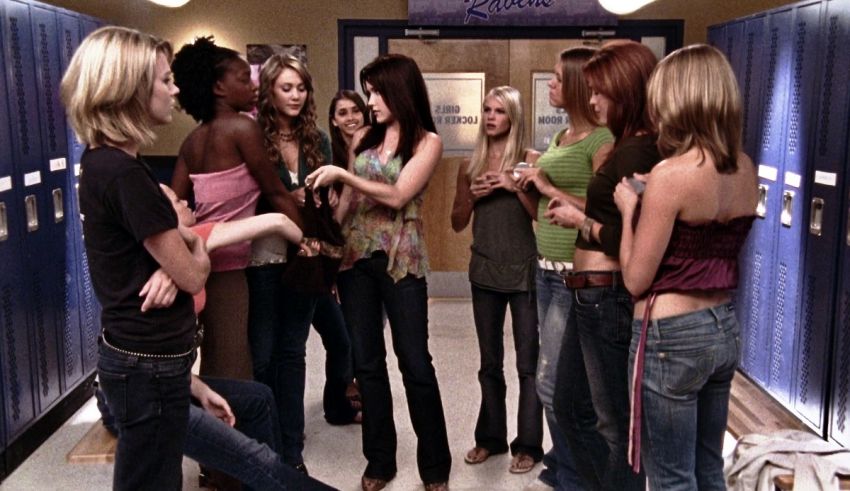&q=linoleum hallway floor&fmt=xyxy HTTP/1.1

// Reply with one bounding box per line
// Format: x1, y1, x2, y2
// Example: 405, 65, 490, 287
0, 298, 560, 490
